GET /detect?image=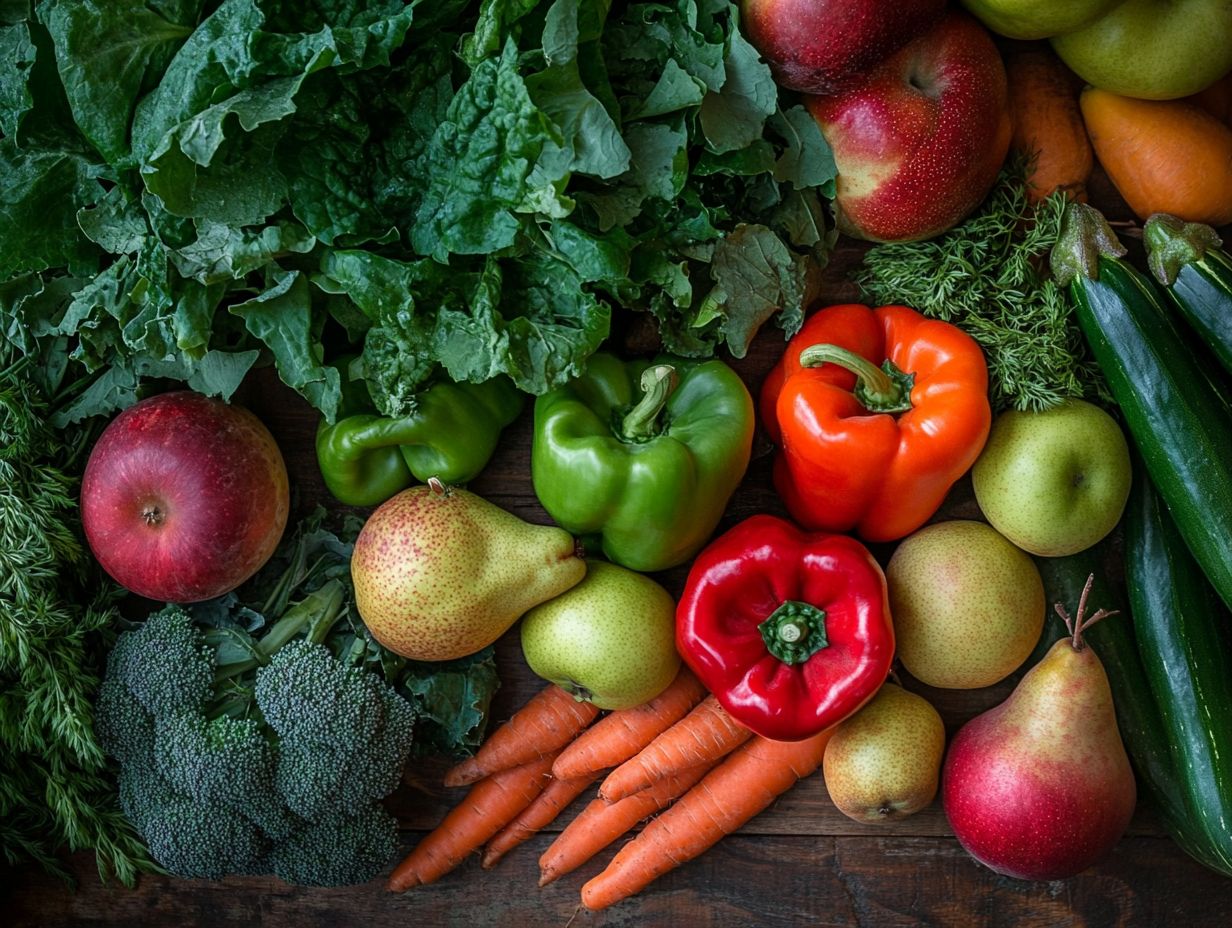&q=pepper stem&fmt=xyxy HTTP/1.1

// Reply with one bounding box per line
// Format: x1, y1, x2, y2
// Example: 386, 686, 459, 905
758, 600, 829, 665
620, 364, 677, 440
798, 344, 914, 414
